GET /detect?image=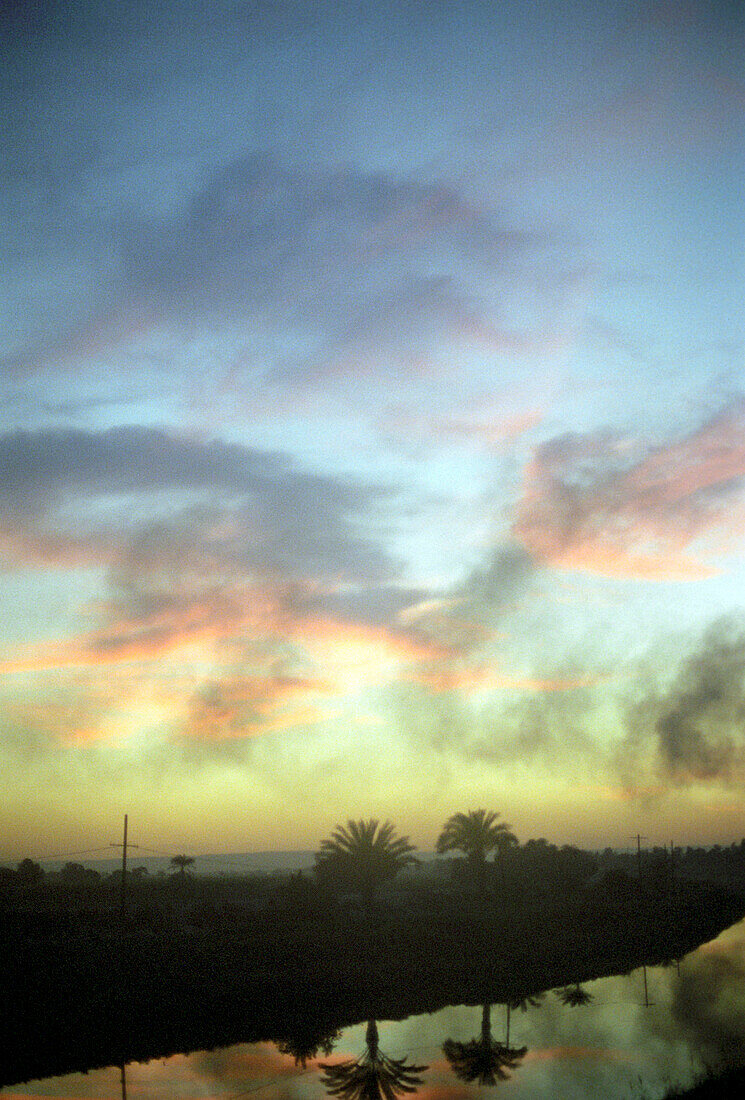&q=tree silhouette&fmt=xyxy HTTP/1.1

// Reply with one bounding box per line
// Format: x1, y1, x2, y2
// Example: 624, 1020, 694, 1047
277, 1024, 341, 1068
16, 858, 43, 885
443, 1003, 527, 1086
315, 820, 416, 907
555, 983, 593, 1007
170, 854, 195, 878
436, 810, 517, 895
321, 1019, 426, 1100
